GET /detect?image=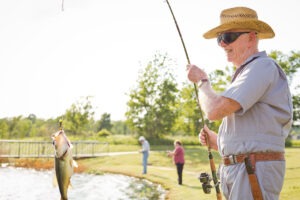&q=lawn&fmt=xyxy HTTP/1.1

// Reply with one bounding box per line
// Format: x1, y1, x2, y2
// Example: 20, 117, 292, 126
76, 145, 300, 200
